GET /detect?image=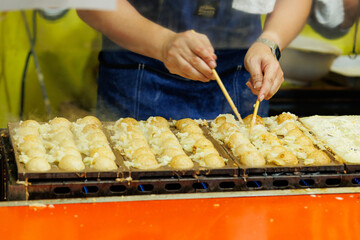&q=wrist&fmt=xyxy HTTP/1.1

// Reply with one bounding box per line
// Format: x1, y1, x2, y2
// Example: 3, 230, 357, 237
255, 37, 281, 60
158, 30, 177, 62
